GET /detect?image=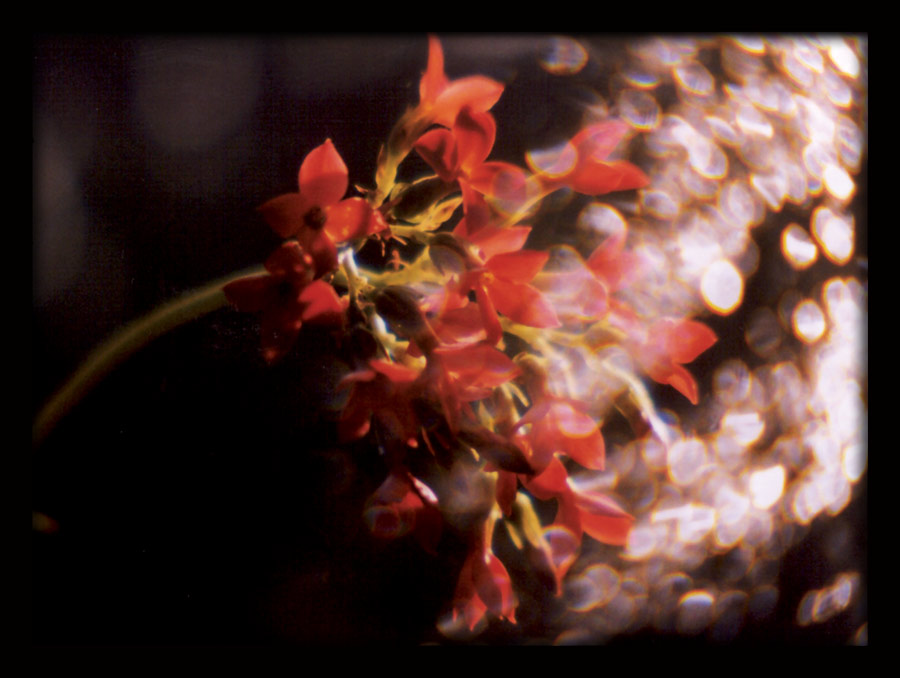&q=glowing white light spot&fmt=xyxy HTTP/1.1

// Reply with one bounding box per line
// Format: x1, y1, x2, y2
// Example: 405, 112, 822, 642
701, 259, 744, 315
667, 438, 708, 486
823, 162, 856, 200
722, 411, 765, 445
827, 40, 860, 78
792, 299, 827, 343
781, 223, 818, 269
811, 207, 854, 264
731, 36, 766, 54
749, 465, 785, 509
736, 103, 774, 138
842, 443, 867, 483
